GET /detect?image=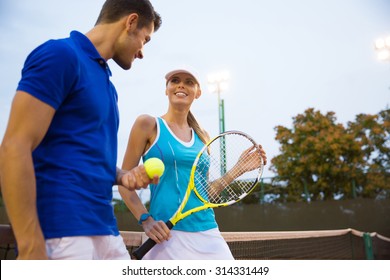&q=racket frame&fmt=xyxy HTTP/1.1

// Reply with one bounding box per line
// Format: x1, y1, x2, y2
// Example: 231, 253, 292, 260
132, 130, 263, 259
